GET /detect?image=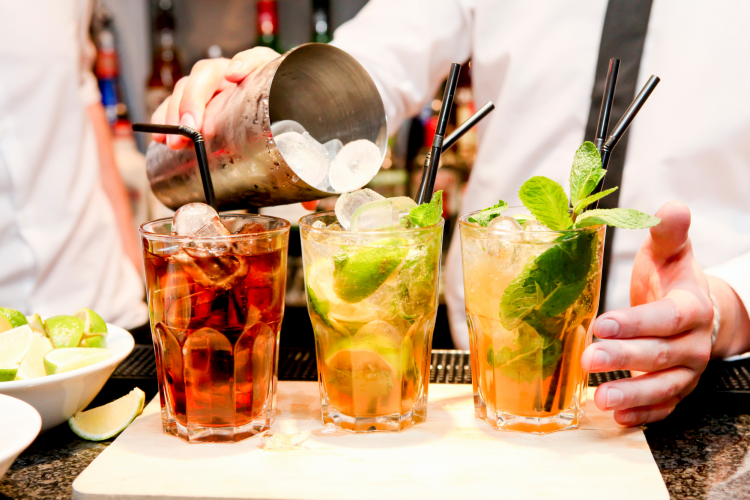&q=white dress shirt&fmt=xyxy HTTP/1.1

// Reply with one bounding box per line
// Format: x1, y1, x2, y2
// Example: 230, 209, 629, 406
333, 0, 750, 348
0, 0, 147, 328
